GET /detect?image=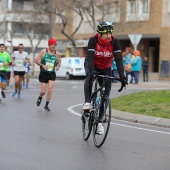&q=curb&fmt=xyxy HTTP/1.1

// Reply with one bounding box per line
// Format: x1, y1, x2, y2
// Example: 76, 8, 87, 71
111, 109, 170, 128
